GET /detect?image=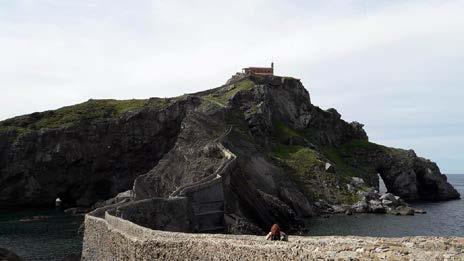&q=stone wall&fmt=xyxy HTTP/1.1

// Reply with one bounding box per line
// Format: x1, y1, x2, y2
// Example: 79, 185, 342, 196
111, 197, 193, 232
82, 212, 464, 260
